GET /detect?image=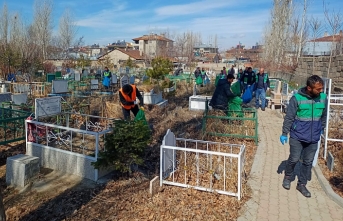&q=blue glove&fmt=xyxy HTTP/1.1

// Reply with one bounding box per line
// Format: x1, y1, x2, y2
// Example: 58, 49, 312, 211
280, 135, 288, 145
